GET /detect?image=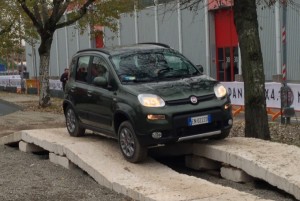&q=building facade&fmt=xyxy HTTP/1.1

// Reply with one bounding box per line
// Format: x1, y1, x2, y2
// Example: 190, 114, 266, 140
104, 0, 300, 83
25, 0, 300, 83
